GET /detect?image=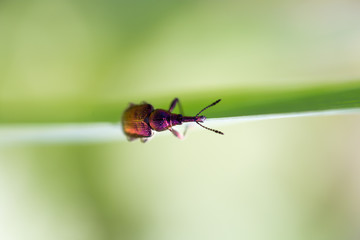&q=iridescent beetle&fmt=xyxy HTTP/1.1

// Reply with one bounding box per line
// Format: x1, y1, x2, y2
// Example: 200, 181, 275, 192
122, 98, 223, 142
